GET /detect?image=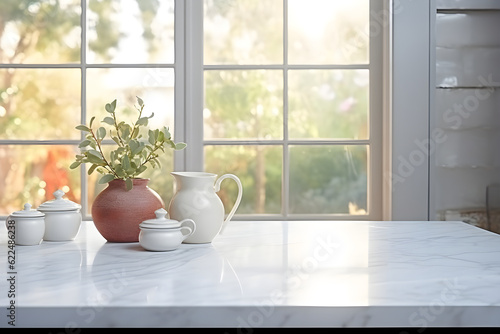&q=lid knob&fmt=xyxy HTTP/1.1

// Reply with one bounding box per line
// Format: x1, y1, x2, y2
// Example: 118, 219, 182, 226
53, 189, 65, 200
23, 203, 32, 211
154, 208, 168, 219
